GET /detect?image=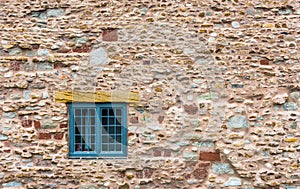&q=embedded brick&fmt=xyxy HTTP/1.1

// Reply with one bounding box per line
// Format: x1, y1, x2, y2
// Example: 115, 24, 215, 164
199, 152, 221, 161
102, 29, 118, 41
38, 132, 51, 140
22, 120, 33, 127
